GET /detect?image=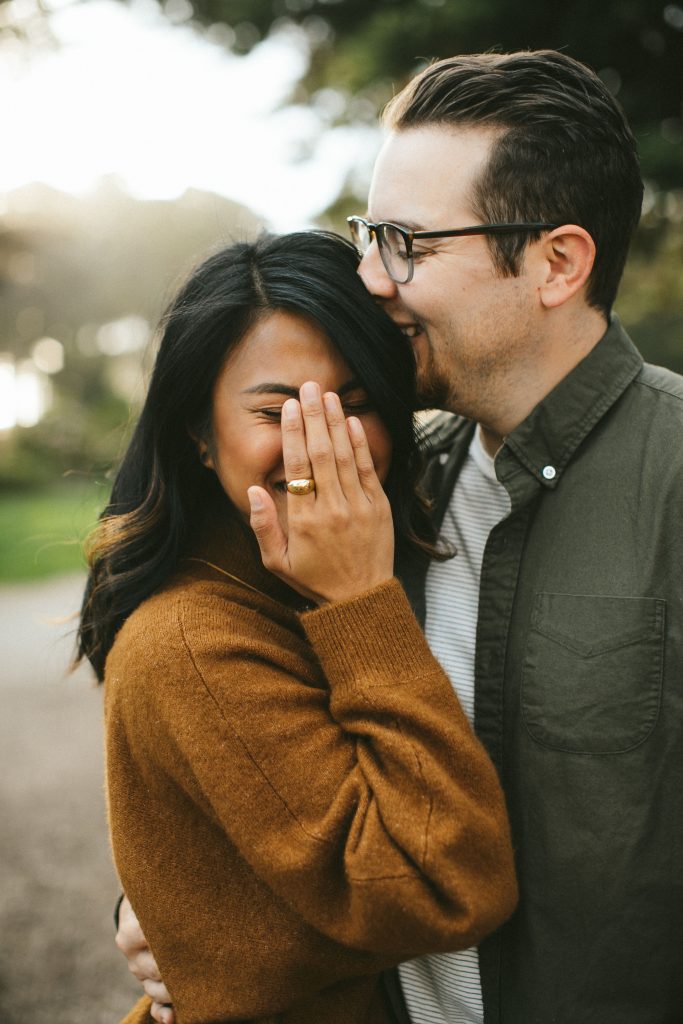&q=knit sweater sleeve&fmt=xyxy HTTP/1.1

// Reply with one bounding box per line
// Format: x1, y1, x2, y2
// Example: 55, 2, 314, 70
295, 579, 516, 951
107, 577, 516, 959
